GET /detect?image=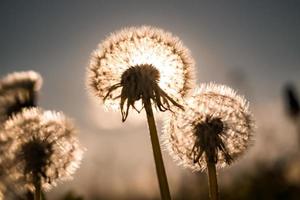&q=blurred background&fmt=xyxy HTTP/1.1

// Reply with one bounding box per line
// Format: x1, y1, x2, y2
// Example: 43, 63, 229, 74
1, 0, 300, 199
